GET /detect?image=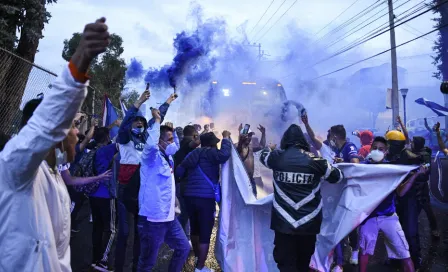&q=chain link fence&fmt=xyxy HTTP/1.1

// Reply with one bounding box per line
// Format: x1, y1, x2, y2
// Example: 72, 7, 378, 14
0, 47, 116, 136
0, 47, 58, 135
